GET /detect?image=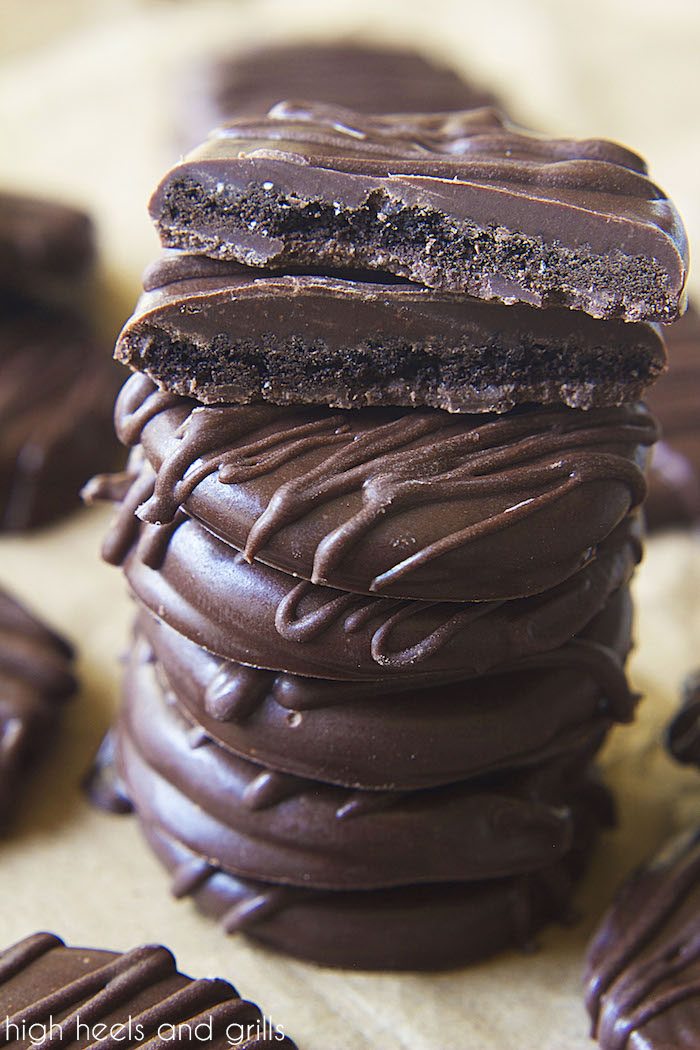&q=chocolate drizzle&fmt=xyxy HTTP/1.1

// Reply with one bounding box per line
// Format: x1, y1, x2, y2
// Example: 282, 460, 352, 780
585, 827, 700, 1050
0, 932, 296, 1049
204, 102, 652, 188
116, 373, 655, 601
